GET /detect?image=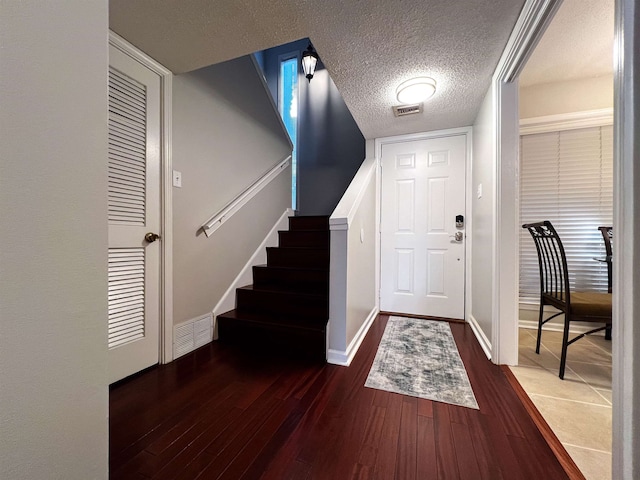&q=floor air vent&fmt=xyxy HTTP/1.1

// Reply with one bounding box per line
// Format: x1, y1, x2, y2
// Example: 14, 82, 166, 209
393, 103, 423, 117
174, 313, 213, 358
